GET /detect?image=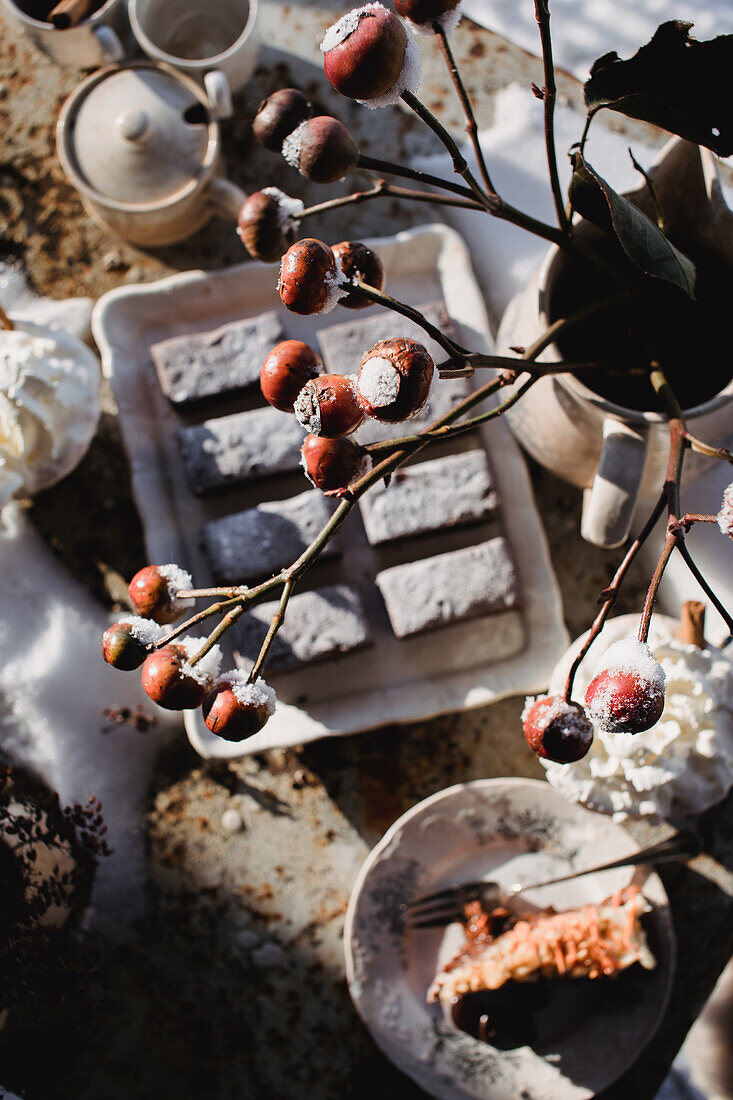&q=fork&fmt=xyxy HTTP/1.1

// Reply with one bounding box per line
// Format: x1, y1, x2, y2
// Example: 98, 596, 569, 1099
404, 830, 701, 929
